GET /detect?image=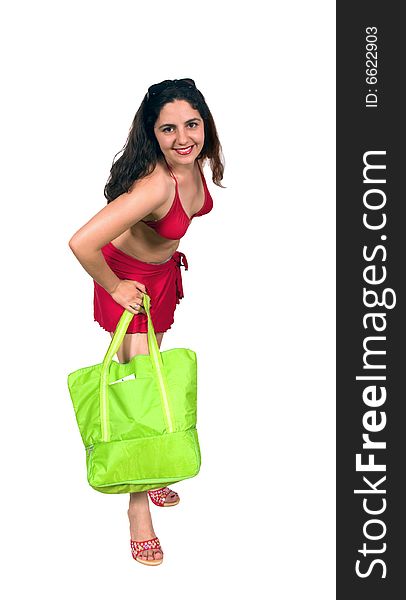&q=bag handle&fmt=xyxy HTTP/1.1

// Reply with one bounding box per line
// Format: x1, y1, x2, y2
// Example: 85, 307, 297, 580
99, 295, 174, 442
101, 294, 160, 367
